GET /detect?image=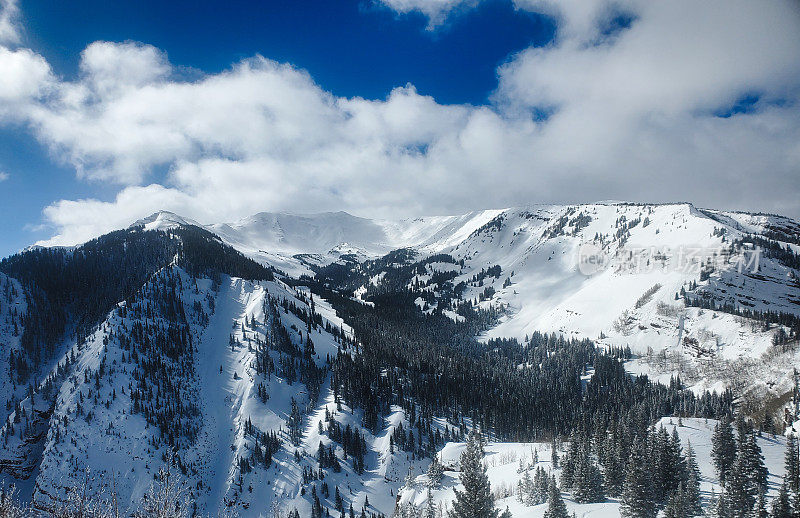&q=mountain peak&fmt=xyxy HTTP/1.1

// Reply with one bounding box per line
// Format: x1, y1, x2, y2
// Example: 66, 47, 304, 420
131, 211, 201, 231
